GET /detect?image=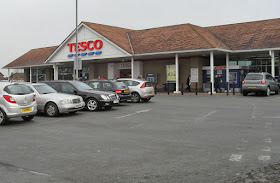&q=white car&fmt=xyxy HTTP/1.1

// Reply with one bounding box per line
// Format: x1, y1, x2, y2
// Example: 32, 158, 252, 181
117, 78, 155, 103
28, 83, 85, 117
0, 82, 37, 125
